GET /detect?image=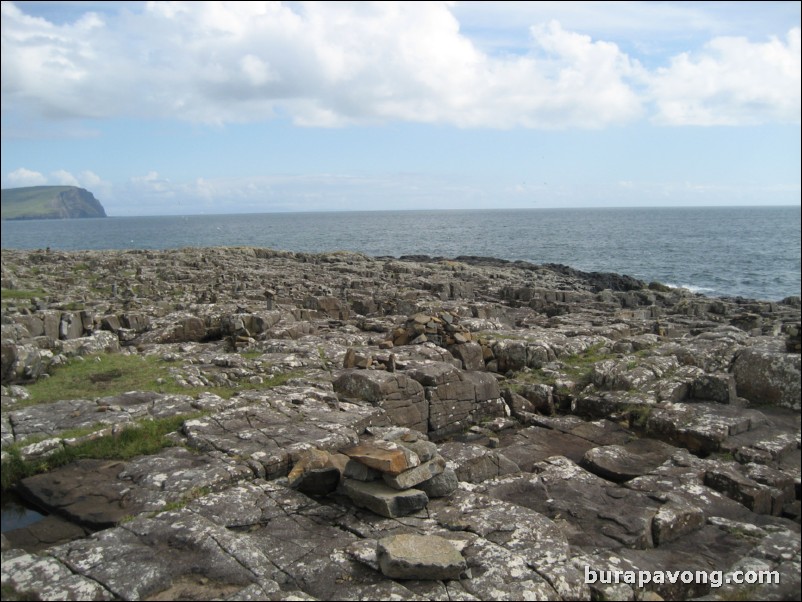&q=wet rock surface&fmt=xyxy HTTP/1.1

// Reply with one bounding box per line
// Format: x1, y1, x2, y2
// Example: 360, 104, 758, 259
1, 247, 800, 600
